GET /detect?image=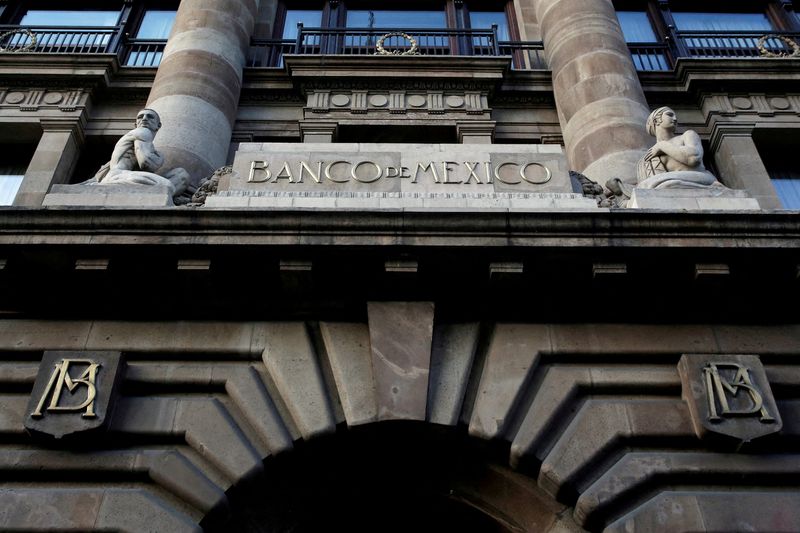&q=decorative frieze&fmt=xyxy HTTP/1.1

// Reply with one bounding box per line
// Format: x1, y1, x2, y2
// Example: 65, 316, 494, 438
0, 88, 86, 113
702, 92, 800, 118
304, 89, 491, 117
